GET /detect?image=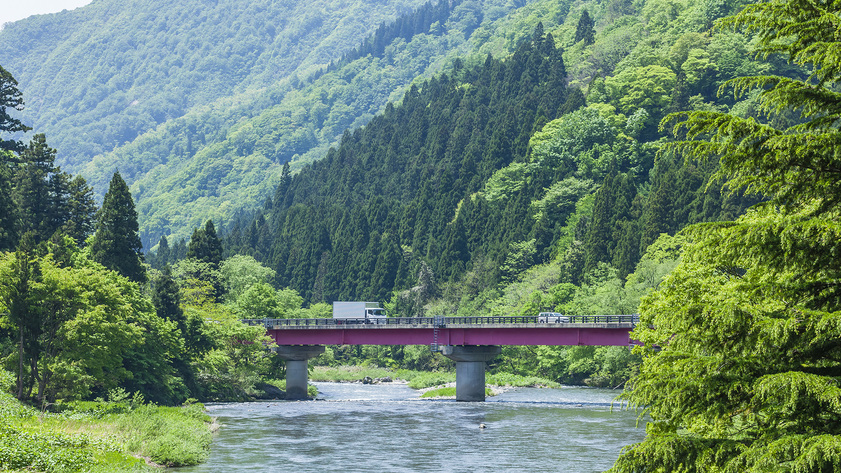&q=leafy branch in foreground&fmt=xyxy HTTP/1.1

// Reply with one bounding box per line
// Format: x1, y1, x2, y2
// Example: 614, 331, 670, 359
611, 0, 841, 471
